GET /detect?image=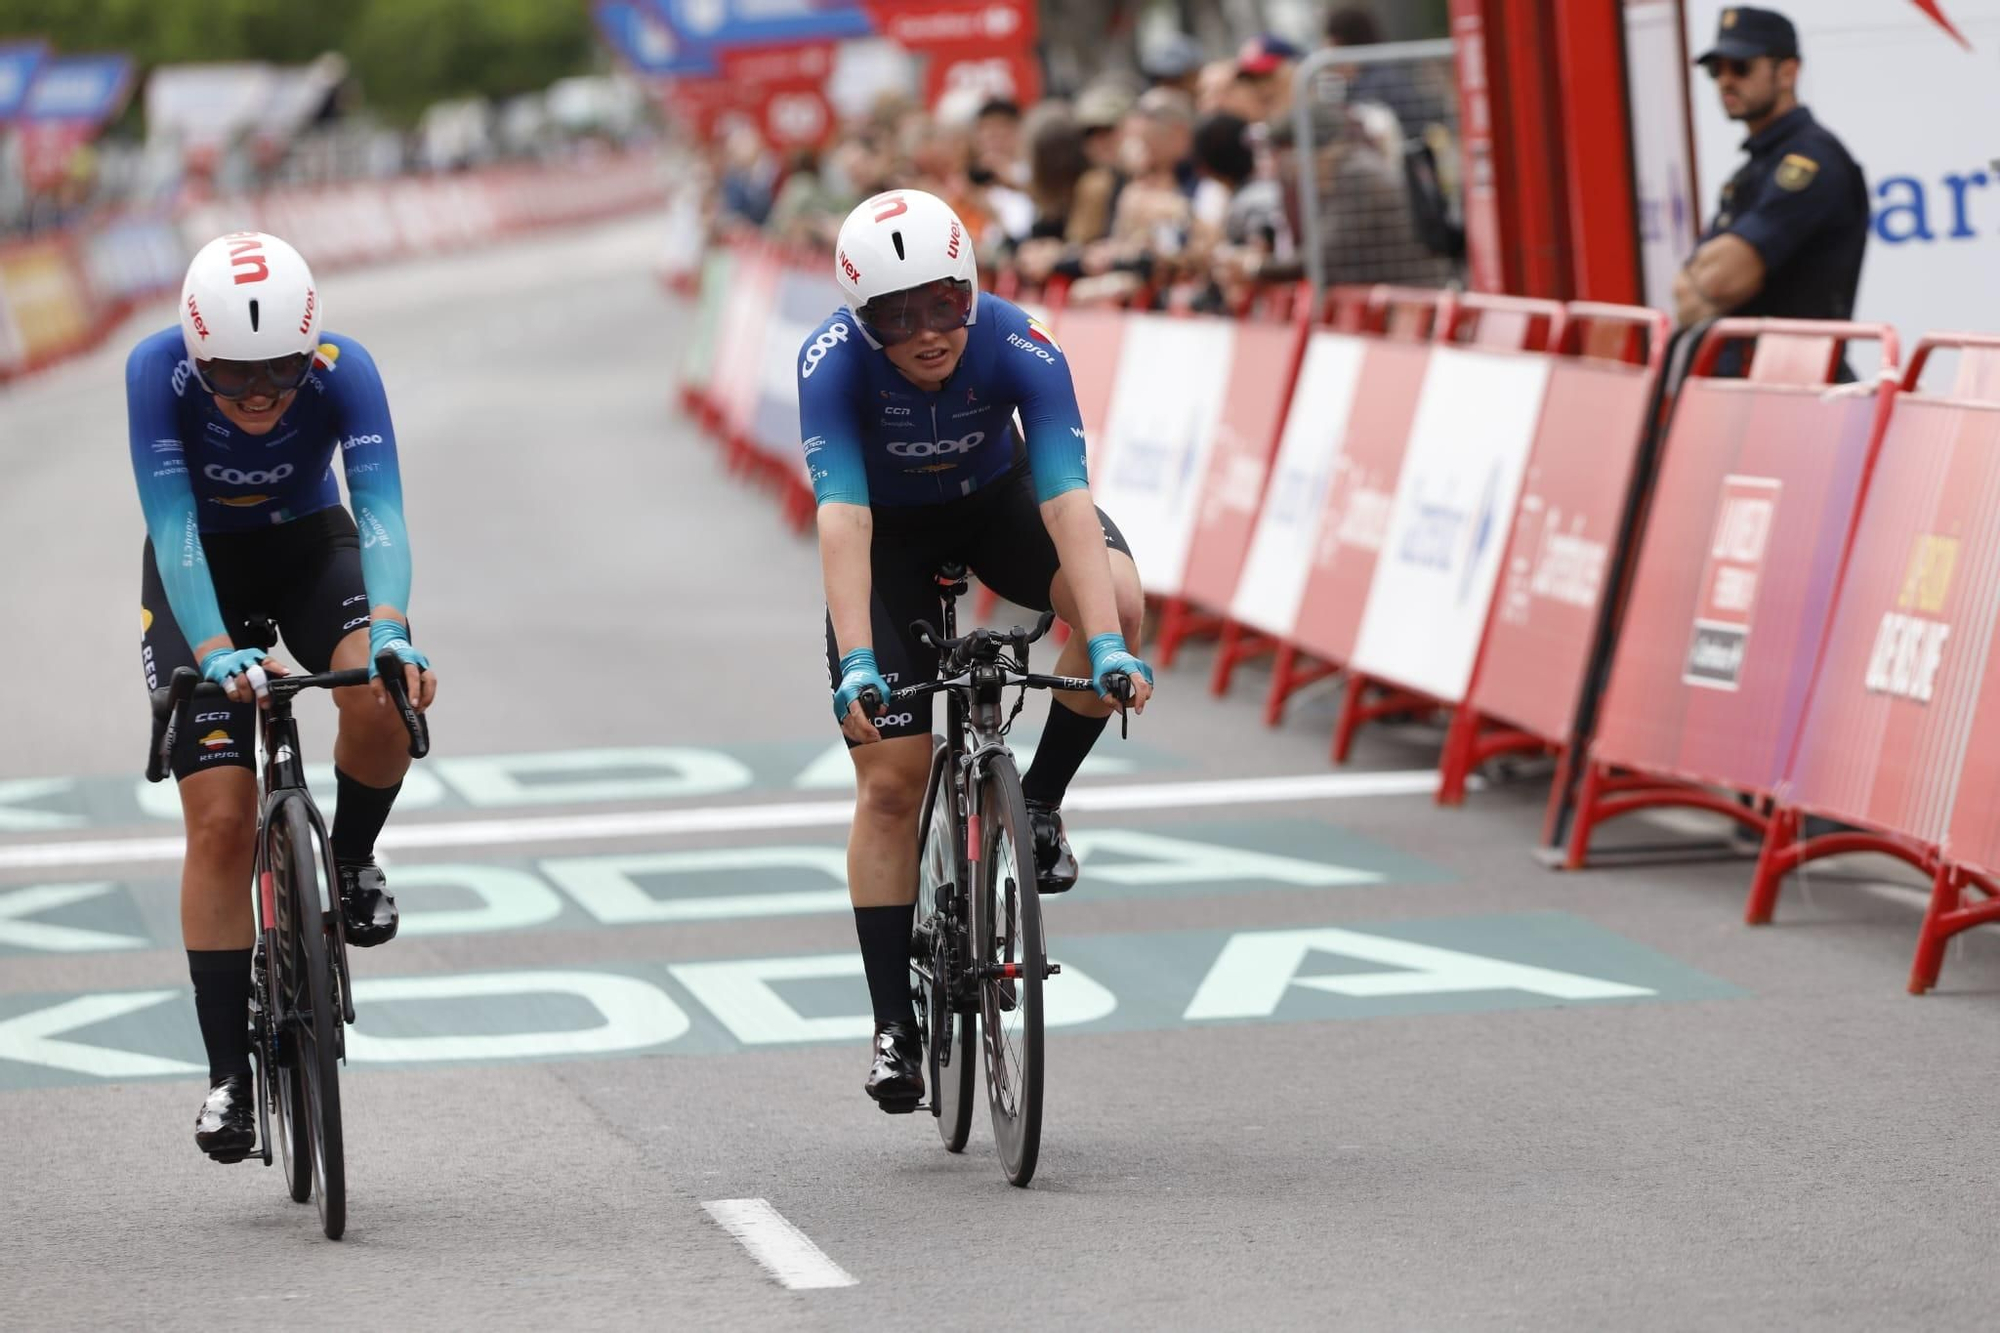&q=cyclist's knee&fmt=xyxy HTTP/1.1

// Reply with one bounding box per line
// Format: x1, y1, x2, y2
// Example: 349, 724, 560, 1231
333, 685, 404, 749
855, 767, 926, 825
183, 796, 258, 862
